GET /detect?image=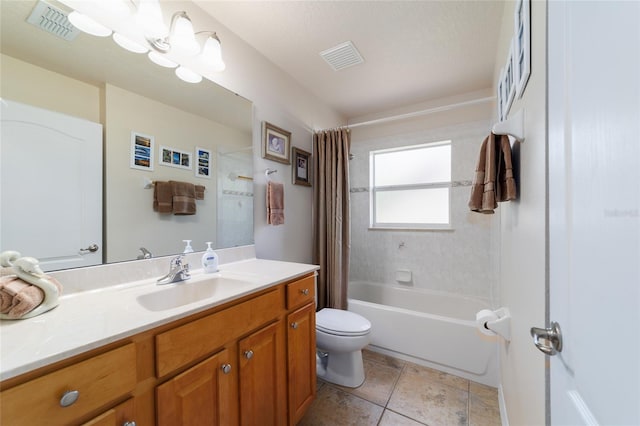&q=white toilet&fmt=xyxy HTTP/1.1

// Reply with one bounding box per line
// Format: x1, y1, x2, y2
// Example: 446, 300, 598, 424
315, 308, 371, 388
